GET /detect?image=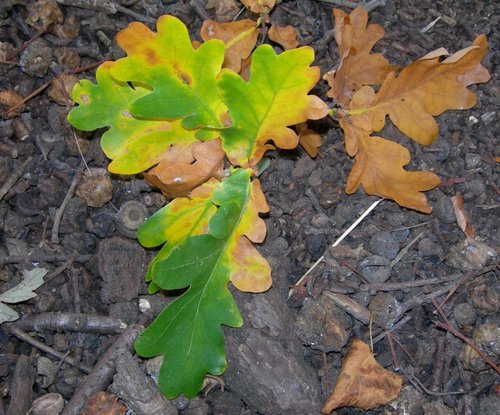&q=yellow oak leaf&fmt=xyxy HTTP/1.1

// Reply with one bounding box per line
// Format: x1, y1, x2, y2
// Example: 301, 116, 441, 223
321, 339, 403, 413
